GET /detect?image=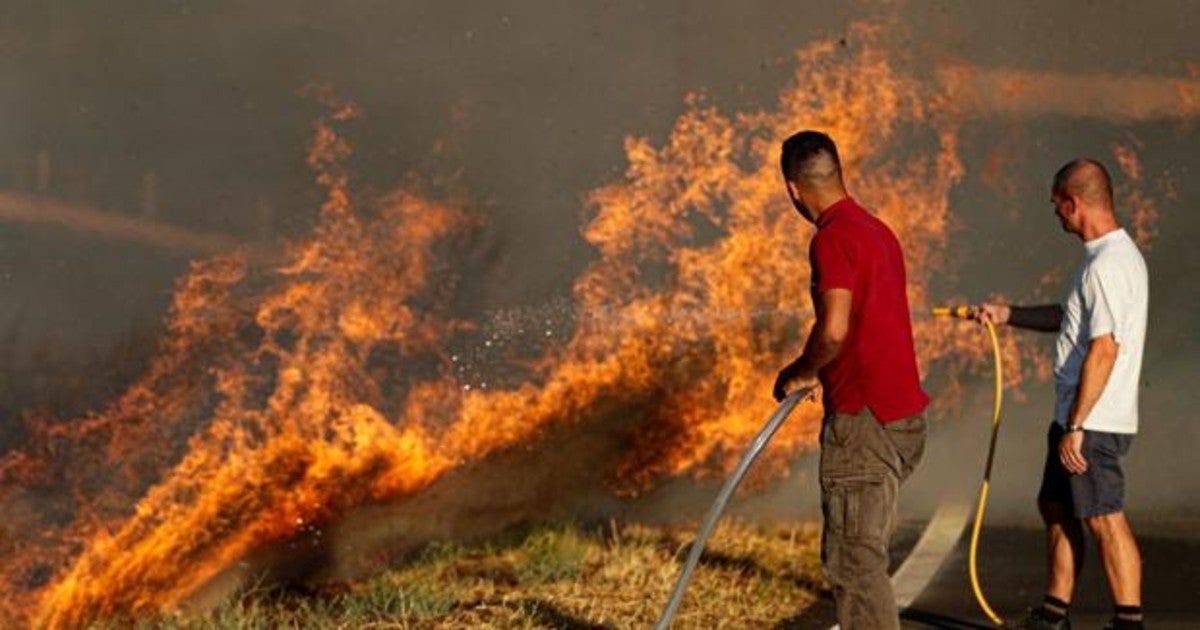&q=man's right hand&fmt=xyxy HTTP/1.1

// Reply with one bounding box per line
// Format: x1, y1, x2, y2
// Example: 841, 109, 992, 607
969, 303, 1011, 326
773, 363, 817, 402
772, 364, 797, 402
